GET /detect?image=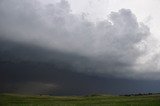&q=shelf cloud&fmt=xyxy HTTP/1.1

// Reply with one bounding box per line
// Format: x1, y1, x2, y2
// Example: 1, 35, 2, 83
0, 0, 159, 81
